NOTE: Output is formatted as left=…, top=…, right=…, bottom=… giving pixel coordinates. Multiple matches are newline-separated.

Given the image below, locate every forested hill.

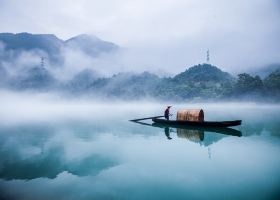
left=0, top=32, right=279, bottom=101
left=1, top=61, right=279, bottom=101
left=174, top=64, right=233, bottom=82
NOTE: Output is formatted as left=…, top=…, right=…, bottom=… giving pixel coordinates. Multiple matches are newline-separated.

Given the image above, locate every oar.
left=130, top=115, right=164, bottom=122
left=130, top=121, right=153, bottom=126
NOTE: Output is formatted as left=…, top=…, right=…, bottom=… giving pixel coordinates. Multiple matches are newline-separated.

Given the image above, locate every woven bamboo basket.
left=176, top=109, right=204, bottom=122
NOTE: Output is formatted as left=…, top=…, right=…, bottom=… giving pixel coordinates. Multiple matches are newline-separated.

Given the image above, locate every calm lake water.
left=0, top=96, right=280, bottom=200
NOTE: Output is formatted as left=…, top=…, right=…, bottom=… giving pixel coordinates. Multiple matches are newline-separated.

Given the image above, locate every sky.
left=0, top=0, right=280, bottom=75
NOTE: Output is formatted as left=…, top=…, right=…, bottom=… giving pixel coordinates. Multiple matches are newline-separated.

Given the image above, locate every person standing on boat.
left=164, top=106, right=172, bottom=120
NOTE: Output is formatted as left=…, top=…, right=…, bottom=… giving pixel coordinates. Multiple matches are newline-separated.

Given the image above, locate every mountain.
left=0, top=62, right=238, bottom=99
left=87, top=72, right=161, bottom=99
left=77, top=64, right=235, bottom=100
left=173, top=64, right=234, bottom=82
left=0, top=32, right=63, bottom=63
left=153, top=64, right=235, bottom=100
left=65, top=34, right=118, bottom=56
left=0, top=65, right=8, bottom=86
left=249, top=63, right=280, bottom=78
left=0, top=36, right=279, bottom=100
left=66, top=69, right=99, bottom=91
left=0, top=32, right=62, bottom=51
left=10, top=66, right=57, bottom=90
left=0, top=32, right=119, bottom=64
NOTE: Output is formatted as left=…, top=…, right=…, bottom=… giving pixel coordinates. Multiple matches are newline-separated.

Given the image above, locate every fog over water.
left=0, top=1, right=280, bottom=198
left=0, top=90, right=280, bottom=200
left=1, top=90, right=279, bottom=125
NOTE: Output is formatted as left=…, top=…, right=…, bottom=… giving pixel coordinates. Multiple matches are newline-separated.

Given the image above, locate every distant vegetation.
left=0, top=33, right=279, bottom=101
left=1, top=62, right=279, bottom=101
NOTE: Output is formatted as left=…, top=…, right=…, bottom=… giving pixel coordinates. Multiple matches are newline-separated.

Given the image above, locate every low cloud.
left=0, top=0, right=280, bottom=76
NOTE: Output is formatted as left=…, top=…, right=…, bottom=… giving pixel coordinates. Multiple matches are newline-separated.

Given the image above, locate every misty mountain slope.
left=153, top=64, right=235, bottom=100
left=86, top=65, right=234, bottom=100
left=154, top=81, right=233, bottom=100
left=0, top=32, right=119, bottom=66
left=263, top=69, right=280, bottom=98
left=249, top=63, right=280, bottom=78
left=0, top=32, right=63, bottom=63
left=65, top=69, right=99, bottom=91
left=0, top=65, right=8, bottom=86
left=65, top=34, right=119, bottom=56
left=0, top=50, right=279, bottom=101
left=0, top=33, right=63, bottom=51
left=88, top=72, right=161, bottom=99
left=10, top=66, right=57, bottom=90
left=173, top=64, right=234, bottom=83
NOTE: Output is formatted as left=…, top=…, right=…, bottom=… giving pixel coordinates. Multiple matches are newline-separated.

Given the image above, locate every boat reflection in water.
left=133, top=121, right=242, bottom=145
left=164, top=127, right=204, bottom=141
left=155, top=123, right=242, bottom=145
left=176, top=128, right=204, bottom=142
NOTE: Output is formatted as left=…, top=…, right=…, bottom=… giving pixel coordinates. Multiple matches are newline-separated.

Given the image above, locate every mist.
left=0, top=1, right=279, bottom=101
left=0, top=0, right=280, bottom=75
left=1, top=90, right=279, bottom=126
left=1, top=91, right=280, bottom=200
left=1, top=2, right=280, bottom=199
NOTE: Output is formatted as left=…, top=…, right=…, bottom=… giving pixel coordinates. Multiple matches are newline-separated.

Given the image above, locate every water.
left=0, top=96, right=280, bottom=200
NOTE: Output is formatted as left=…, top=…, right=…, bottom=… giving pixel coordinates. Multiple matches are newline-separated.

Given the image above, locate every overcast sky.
left=0, top=0, right=280, bottom=75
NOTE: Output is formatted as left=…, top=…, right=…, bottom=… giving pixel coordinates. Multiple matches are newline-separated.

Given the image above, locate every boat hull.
left=152, top=118, right=242, bottom=127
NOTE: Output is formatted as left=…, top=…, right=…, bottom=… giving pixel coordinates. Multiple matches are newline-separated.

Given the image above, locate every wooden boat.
left=131, top=119, right=242, bottom=137
left=152, top=118, right=242, bottom=128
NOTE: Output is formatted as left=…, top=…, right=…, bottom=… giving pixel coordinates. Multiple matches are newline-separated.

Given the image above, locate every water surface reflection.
left=0, top=103, right=279, bottom=200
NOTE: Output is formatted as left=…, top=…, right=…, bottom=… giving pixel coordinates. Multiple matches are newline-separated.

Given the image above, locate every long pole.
left=130, top=115, right=164, bottom=122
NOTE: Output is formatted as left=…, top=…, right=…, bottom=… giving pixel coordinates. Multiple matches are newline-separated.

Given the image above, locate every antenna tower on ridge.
left=206, top=49, right=210, bottom=63
left=41, top=57, right=45, bottom=68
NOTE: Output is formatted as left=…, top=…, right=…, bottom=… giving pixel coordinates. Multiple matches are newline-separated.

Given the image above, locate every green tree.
left=234, top=73, right=264, bottom=96
left=264, top=70, right=280, bottom=98
left=264, top=70, right=280, bottom=90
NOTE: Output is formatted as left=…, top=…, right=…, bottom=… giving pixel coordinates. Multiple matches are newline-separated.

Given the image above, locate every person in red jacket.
left=164, top=106, right=172, bottom=120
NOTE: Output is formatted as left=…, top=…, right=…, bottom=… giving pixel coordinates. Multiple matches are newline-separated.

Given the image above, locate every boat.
left=152, top=117, right=242, bottom=128
left=131, top=119, right=242, bottom=137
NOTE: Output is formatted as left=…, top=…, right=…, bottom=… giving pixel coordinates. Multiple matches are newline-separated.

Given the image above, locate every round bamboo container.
left=176, top=109, right=204, bottom=122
